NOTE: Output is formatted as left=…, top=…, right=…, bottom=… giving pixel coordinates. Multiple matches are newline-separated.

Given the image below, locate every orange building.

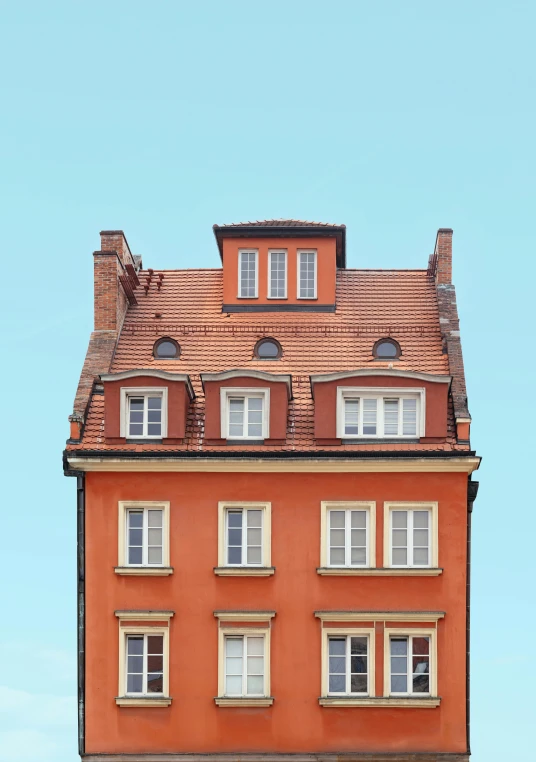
left=64, top=220, right=480, bottom=762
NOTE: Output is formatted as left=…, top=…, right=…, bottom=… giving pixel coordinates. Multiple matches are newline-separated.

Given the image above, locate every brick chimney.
left=434, top=228, right=453, bottom=285
left=69, top=231, right=138, bottom=442
left=93, top=231, right=135, bottom=331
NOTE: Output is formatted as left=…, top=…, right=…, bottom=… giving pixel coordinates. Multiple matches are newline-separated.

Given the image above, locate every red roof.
left=68, top=267, right=468, bottom=454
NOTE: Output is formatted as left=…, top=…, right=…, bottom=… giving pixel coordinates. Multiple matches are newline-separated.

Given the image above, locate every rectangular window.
left=298, top=250, right=317, bottom=298
left=126, top=507, right=164, bottom=566
left=328, top=635, right=369, bottom=695
left=128, top=394, right=163, bottom=438
left=268, top=250, right=287, bottom=298
left=239, top=250, right=258, bottom=298
left=390, top=508, right=431, bottom=567
left=224, top=390, right=268, bottom=440
left=224, top=635, right=265, bottom=696
left=339, top=389, right=422, bottom=439
left=328, top=508, right=368, bottom=567
left=389, top=635, right=430, bottom=695
left=125, top=634, right=164, bottom=695
left=226, top=507, right=263, bottom=566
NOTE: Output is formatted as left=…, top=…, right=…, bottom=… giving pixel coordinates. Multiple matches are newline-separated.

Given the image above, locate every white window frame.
left=320, top=502, right=376, bottom=569
left=218, top=627, right=271, bottom=699
left=297, top=249, right=317, bottom=299
left=120, top=387, right=168, bottom=439
left=336, top=387, right=425, bottom=439
left=238, top=249, right=259, bottom=299
left=384, top=502, right=438, bottom=569
left=220, top=387, right=270, bottom=440
left=117, top=501, right=170, bottom=570
left=118, top=626, right=170, bottom=699
left=267, top=249, right=287, bottom=299
left=218, top=502, right=272, bottom=569
left=384, top=628, right=437, bottom=698
left=321, top=628, right=375, bottom=698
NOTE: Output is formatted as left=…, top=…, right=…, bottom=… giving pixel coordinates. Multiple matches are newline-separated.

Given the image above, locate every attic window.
left=254, top=338, right=282, bottom=360
left=373, top=338, right=401, bottom=360
left=154, top=338, right=180, bottom=359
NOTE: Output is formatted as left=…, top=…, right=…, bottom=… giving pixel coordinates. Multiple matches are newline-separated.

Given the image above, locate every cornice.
left=100, top=370, right=195, bottom=399
left=310, top=369, right=452, bottom=386
left=200, top=369, right=292, bottom=397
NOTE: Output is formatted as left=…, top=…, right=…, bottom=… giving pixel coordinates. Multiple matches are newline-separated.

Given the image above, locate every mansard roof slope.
left=67, top=265, right=470, bottom=454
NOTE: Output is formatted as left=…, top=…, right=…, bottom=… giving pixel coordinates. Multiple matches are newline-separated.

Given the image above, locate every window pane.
left=391, top=675, right=407, bottom=692
left=384, top=399, right=399, bottom=435
left=148, top=410, right=161, bottom=423
left=391, top=657, right=407, bottom=673
left=225, top=675, right=242, bottom=694
left=127, top=673, right=143, bottom=693
left=147, top=673, right=163, bottom=693
left=129, top=399, right=144, bottom=411
left=147, top=423, right=161, bottom=436
left=247, top=528, right=262, bottom=546
left=247, top=423, right=263, bottom=438
left=226, top=638, right=243, bottom=657
left=413, top=548, right=429, bottom=565
left=228, top=511, right=242, bottom=527
left=240, top=252, right=257, bottom=297
left=344, top=399, right=359, bottom=435
left=269, top=253, right=286, bottom=298
left=413, top=673, right=430, bottom=693
left=228, top=547, right=242, bottom=564
left=351, top=655, right=367, bottom=673
left=247, top=546, right=262, bottom=564
left=329, top=657, right=346, bottom=673
left=127, top=635, right=143, bottom=655
left=129, top=423, right=143, bottom=436
left=329, top=675, right=345, bottom=692
left=328, top=638, right=345, bottom=655
left=228, top=529, right=242, bottom=546
left=392, top=511, right=407, bottom=528
left=391, top=638, right=408, bottom=656
left=351, top=548, right=367, bottom=565
left=225, top=657, right=243, bottom=675
left=127, top=655, right=143, bottom=673
left=128, top=511, right=143, bottom=528
left=351, top=674, right=367, bottom=693
left=392, top=529, right=407, bottom=547
left=248, top=398, right=263, bottom=411
left=413, top=511, right=429, bottom=528
left=147, top=654, right=163, bottom=672
left=247, top=510, right=262, bottom=527
left=299, top=252, right=316, bottom=298
left=148, top=510, right=162, bottom=528
left=247, top=657, right=264, bottom=673
left=329, top=511, right=345, bottom=528
left=413, top=637, right=430, bottom=655
left=247, top=637, right=264, bottom=656
left=247, top=675, right=264, bottom=694
left=351, top=637, right=367, bottom=654
left=351, top=511, right=366, bottom=528
left=392, top=548, right=407, bottom=565
left=129, top=528, right=143, bottom=546
left=362, top=399, right=377, bottom=435
left=128, top=546, right=142, bottom=564
left=330, top=529, right=345, bottom=546
left=351, top=529, right=366, bottom=547
left=148, top=528, right=162, bottom=546
left=330, top=548, right=345, bottom=565
left=376, top=341, right=397, bottom=358
left=147, top=636, right=163, bottom=654
left=148, top=546, right=162, bottom=564
left=402, top=398, right=417, bottom=436
left=148, top=397, right=161, bottom=410
left=413, top=529, right=429, bottom=546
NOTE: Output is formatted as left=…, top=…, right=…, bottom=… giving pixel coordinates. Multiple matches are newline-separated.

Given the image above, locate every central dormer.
left=213, top=219, right=346, bottom=312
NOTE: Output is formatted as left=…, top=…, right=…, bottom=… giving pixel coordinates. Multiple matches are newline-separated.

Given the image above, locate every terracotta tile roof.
left=214, top=219, right=345, bottom=228
left=68, top=268, right=469, bottom=454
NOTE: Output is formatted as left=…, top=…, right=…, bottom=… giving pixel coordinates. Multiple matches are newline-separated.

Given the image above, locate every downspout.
left=77, top=474, right=86, bottom=757
left=466, top=478, right=479, bottom=756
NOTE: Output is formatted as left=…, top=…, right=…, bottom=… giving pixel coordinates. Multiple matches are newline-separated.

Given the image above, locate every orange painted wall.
left=84, top=470, right=467, bottom=755
left=222, top=236, right=337, bottom=307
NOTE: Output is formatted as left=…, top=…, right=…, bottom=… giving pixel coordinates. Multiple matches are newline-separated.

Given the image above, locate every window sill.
left=215, top=696, right=274, bottom=707
left=114, top=566, right=174, bottom=576
left=341, top=438, right=420, bottom=444
left=225, top=439, right=265, bottom=445
left=116, top=696, right=172, bottom=707
left=214, top=566, right=275, bottom=577
left=126, top=438, right=164, bottom=444
left=316, top=567, right=443, bottom=577
left=319, top=697, right=440, bottom=708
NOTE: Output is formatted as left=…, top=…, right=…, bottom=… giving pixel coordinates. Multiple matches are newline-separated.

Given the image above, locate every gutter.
left=466, top=478, right=479, bottom=756
left=76, top=473, right=86, bottom=756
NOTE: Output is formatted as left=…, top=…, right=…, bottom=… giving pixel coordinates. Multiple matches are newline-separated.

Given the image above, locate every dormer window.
left=337, top=387, right=423, bottom=439
left=239, top=250, right=258, bottom=298
left=373, top=338, right=401, bottom=360
left=298, top=250, right=317, bottom=299
left=120, top=388, right=168, bottom=439
left=221, top=388, right=270, bottom=441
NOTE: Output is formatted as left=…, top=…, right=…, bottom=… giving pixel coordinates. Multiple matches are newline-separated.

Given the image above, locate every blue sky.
left=0, top=1, right=534, bottom=760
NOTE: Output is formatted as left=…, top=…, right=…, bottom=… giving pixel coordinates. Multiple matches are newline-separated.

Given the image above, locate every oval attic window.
left=255, top=338, right=282, bottom=360
left=154, top=338, right=180, bottom=359
left=373, top=338, right=400, bottom=360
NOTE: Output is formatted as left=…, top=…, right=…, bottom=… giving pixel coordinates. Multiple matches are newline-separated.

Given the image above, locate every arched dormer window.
left=372, top=338, right=401, bottom=360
